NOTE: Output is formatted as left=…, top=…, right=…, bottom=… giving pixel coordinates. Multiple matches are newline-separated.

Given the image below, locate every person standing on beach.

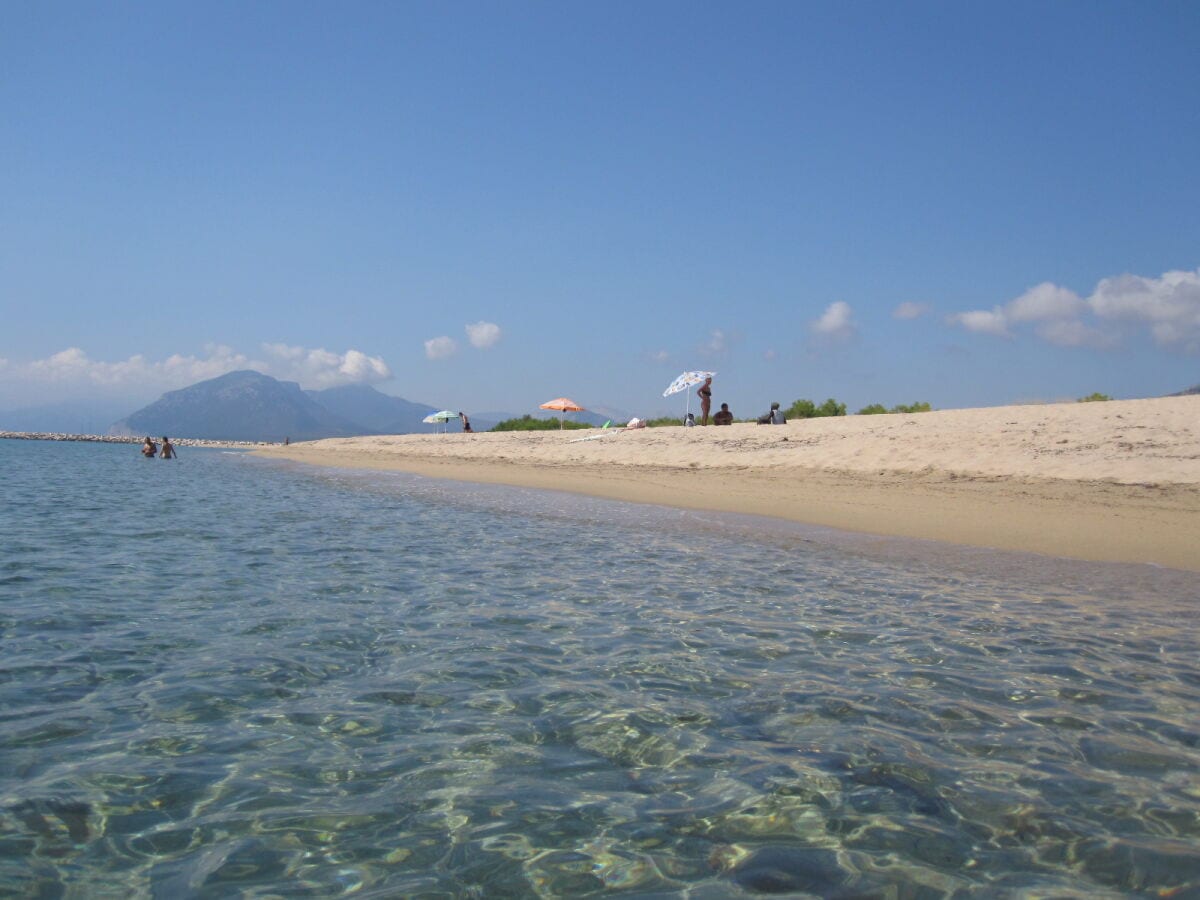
left=460, top=412, right=472, bottom=433
left=697, top=377, right=713, bottom=425
left=160, top=436, right=176, bottom=459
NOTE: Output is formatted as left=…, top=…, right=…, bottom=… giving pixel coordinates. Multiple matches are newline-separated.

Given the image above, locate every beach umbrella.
left=662, top=371, right=716, bottom=420
left=422, top=410, right=460, bottom=432
left=539, top=397, right=585, bottom=429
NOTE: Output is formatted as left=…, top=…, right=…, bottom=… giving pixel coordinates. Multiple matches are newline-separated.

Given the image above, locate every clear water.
left=2, top=439, right=1198, bottom=898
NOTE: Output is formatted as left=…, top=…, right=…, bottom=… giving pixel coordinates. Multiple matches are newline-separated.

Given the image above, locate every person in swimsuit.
left=697, top=377, right=713, bottom=425
left=460, top=412, right=472, bottom=433
left=141, top=437, right=158, bottom=457
left=159, top=436, right=176, bottom=459
left=713, top=403, right=734, bottom=425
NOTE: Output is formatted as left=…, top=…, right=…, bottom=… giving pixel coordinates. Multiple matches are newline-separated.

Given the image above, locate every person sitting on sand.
left=159, top=436, right=176, bottom=459
left=713, top=403, right=734, bottom=426
left=757, top=402, right=785, bottom=425
left=141, top=436, right=158, bottom=457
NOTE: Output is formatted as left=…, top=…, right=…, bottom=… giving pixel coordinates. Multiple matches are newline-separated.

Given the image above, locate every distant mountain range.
left=3, top=369, right=613, bottom=440
left=105, top=370, right=494, bottom=442
left=94, top=370, right=620, bottom=441
left=1168, top=384, right=1200, bottom=396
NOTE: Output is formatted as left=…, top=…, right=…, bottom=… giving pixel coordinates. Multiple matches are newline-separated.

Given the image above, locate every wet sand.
left=256, top=396, right=1200, bottom=571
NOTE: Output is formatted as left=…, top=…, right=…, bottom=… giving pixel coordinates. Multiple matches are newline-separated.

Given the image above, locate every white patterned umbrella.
left=663, top=371, right=715, bottom=421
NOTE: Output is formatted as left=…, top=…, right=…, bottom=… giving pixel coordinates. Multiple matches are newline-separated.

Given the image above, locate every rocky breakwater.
left=0, top=431, right=275, bottom=448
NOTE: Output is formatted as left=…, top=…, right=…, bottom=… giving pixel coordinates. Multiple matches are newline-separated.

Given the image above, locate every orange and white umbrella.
left=539, top=397, right=585, bottom=428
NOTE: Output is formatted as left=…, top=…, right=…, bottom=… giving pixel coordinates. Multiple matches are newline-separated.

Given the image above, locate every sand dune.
left=257, top=396, right=1200, bottom=571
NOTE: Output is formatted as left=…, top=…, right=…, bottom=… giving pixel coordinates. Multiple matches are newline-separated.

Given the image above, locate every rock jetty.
left=0, top=431, right=275, bottom=448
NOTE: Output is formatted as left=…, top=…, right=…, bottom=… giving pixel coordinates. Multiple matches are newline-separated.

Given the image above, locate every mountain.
left=307, top=384, right=438, bottom=434
left=1168, top=384, right=1200, bottom=396
left=109, top=370, right=365, bottom=442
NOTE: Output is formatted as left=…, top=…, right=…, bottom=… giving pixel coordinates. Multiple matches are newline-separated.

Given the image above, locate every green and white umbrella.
left=422, top=410, right=460, bottom=432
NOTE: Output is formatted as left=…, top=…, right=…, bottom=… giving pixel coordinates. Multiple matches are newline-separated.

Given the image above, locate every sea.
left=2, top=438, right=1198, bottom=899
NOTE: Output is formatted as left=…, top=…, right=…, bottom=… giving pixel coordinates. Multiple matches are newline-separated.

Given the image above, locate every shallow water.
left=2, top=439, right=1198, bottom=898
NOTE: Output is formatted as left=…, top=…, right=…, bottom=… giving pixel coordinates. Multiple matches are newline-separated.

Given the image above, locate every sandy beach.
left=256, top=396, right=1200, bottom=571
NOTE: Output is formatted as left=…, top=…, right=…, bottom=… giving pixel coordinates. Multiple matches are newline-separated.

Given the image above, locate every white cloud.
left=424, top=336, right=458, bottom=360
left=1006, top=282, right=1086, bottom=323
left=893, top=302, right=931, bottom=320
left=1088, top=269, right=1200, bottom=350
left=465, top=321, right=502, bottom=349
left=22, top=345, right=255, bottom=385
left=261, top=343, right=391, bottom=387
left=947, top=309, right=1011, bottom=337
left=763, top=348, right=777, bottom=361
left=949, top=268, right=1200, bottom=351
left=3, top=343, right=392, bottom=392
left=811, top=301, right=857, bottom=340
left=706, top=329, right=728, bottom=353
left=949, top=282, right=1083, bottom=340
left=650, top=349, right=671, bottom=363
left=1034, top=319, right=1116, bottom=349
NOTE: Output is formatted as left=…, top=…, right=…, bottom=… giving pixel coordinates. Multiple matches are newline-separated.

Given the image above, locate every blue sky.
left=2, top=1, right=1198, bottom=420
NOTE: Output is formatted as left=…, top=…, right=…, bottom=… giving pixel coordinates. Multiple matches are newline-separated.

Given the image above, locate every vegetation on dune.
left=491, top=415, right=592, bottom=432
left=1078, top=392, right=1113, bottom=403
left=785, top=398, right=847, bottom=419
left=858, top=401, right=933, bottom=415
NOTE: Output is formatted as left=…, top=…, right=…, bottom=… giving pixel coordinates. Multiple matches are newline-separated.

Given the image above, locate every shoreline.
left=255, top=397, right=1200, bottom=573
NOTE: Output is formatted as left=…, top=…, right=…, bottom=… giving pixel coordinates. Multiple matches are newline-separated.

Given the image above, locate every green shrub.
left=785, top=399, right=816, bottom=419
left=858, top=401, right=932, bottom=415
left=785, top=398, right=847, bottom=419
left=1077, top=392, right=1112, bottom=403
left=491, top=415, right=592, bottom=432
left=817, top=398, right=847, bottom=417
left=644, top=416, right=685, bottom=427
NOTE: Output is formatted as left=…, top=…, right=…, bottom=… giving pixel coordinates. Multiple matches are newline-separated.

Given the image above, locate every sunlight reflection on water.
left=1, top=440, right=1198, bottom=897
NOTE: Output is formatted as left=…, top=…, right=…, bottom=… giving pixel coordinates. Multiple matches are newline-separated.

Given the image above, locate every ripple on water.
left=0, top=441, right=1198, bottom=897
